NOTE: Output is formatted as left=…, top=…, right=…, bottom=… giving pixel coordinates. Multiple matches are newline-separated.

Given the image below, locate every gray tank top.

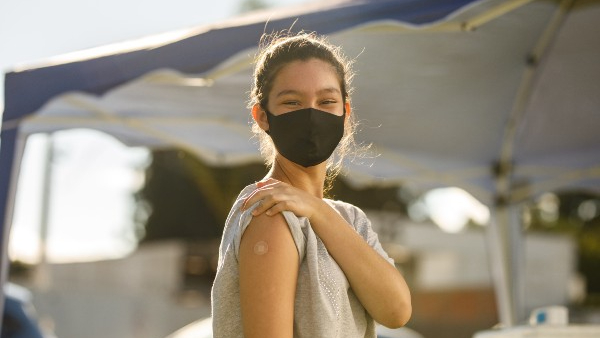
left=211, top=183, right=394, bottom=337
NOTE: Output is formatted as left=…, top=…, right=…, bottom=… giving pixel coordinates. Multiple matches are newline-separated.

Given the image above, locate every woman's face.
left=266, top=58, right=345, bottom=117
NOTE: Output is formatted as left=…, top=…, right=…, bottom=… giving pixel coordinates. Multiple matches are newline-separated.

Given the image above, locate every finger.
left=265, top=200, right=292, bottom=216
left=252, top=192, right=286, bottom=216
left=252, top=197, right=275, bottom=216
left=244, top=186, right=273, bottom=209
left=244, top=181, right=282, bottom=209
left=256, top=178, right=279, bottom=189
left=256, top=180, right=271, bottom=189
left=244, top=179, right=285, bottom=211
left=256, top=181, right=268, bottom=189
left=257, top=180, right=280, bottom=191
left=242, top=189, right=260, bottom=210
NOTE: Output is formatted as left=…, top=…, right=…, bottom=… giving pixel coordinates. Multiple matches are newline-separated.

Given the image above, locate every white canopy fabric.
left=17, top=0, right=600, bottom=204
left=2, top=0, right=600, bottom=328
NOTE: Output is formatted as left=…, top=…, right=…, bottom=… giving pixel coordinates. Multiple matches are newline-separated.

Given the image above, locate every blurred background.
left=1, top=1, right=600, bottom=338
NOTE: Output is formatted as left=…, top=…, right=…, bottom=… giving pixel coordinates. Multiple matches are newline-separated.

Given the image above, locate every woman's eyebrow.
left=275, top=87, right=341, bottom=98
left=317, top=87, right=341, bottom=95
left=275, top=89, right=301, bottom=98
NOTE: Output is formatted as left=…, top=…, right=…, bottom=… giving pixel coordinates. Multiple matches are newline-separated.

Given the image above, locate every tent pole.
left=485, top=0, right=574, bottom=329
left=507, top=203, right=526, bottom=323
left=487, top=198, right=527, bottom=327
left=35, top=133, right=54, bottom=290
left=487, top=1, right=575, bottom=324
left=486, top=206, right=515, bottom=327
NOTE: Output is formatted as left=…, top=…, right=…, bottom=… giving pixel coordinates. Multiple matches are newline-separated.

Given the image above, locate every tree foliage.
left=134, top=149, right=409, bottom=242
left=135, top=149, right=267, bottom=242
left=526, top=190, right=600, bottom=305
left=238, top=0, right=270, bottom=14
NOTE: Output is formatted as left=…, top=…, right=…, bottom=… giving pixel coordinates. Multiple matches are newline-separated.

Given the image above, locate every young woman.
left=211, top=32, right=411, bottom=338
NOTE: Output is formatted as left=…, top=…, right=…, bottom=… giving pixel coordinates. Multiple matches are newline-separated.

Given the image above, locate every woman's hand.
left=244, top=179, right=412, bottom=328
left=243, top=178, right=323, bottom=220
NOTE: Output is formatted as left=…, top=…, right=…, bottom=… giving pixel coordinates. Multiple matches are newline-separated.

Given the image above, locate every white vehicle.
left=165, top=316, right=424, bottom=338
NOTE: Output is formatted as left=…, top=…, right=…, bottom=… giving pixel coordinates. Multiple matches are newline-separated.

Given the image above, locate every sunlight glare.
left=423, top=187, right=490, bottom=233
left=9, top=129, right=150, bottom=263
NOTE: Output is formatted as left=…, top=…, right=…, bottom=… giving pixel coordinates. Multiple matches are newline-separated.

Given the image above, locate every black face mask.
left=265, top=107, right=345, bottom=167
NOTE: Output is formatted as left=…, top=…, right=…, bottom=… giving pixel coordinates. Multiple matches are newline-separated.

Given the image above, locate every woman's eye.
left=321, top=100, right=337, bottom=105
left=283, top=101, right=300, bottom=106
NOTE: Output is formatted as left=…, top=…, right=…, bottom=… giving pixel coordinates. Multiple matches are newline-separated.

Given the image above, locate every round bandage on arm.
left=253, top=241, right=269, bottom=255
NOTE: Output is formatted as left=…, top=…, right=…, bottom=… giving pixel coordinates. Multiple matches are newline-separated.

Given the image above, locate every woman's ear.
left=344, top=101, right=352, bottom=117
left=252, top=104, right=269, bottom=131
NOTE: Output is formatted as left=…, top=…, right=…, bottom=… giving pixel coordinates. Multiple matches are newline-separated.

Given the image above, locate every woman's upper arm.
left=239, top=212, right=299, bottom=338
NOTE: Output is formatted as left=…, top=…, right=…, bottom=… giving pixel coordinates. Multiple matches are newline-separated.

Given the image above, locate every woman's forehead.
left=270, top=59, right=341, bottom=94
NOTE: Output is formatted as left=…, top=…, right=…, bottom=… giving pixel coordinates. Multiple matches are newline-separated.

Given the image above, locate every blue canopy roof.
left=2, top=0, right=474, bottom=123
left=1, top=0, right=477, bottom=236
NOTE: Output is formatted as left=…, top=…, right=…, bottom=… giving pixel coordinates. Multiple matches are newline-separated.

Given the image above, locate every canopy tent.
left=2, top=0, right=600, bottom=329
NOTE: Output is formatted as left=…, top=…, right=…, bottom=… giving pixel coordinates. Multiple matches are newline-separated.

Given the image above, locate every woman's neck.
left=269, top=157, right=326, bottom=198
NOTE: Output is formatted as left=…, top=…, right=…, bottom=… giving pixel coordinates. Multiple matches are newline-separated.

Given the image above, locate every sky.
left=1, top=0, right=490, bottom=263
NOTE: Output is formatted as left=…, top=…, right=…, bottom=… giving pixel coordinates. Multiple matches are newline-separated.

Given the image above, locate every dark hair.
left=250, top=32, right=361, bottom=191
left=250, top=32, right=353, bottom=108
